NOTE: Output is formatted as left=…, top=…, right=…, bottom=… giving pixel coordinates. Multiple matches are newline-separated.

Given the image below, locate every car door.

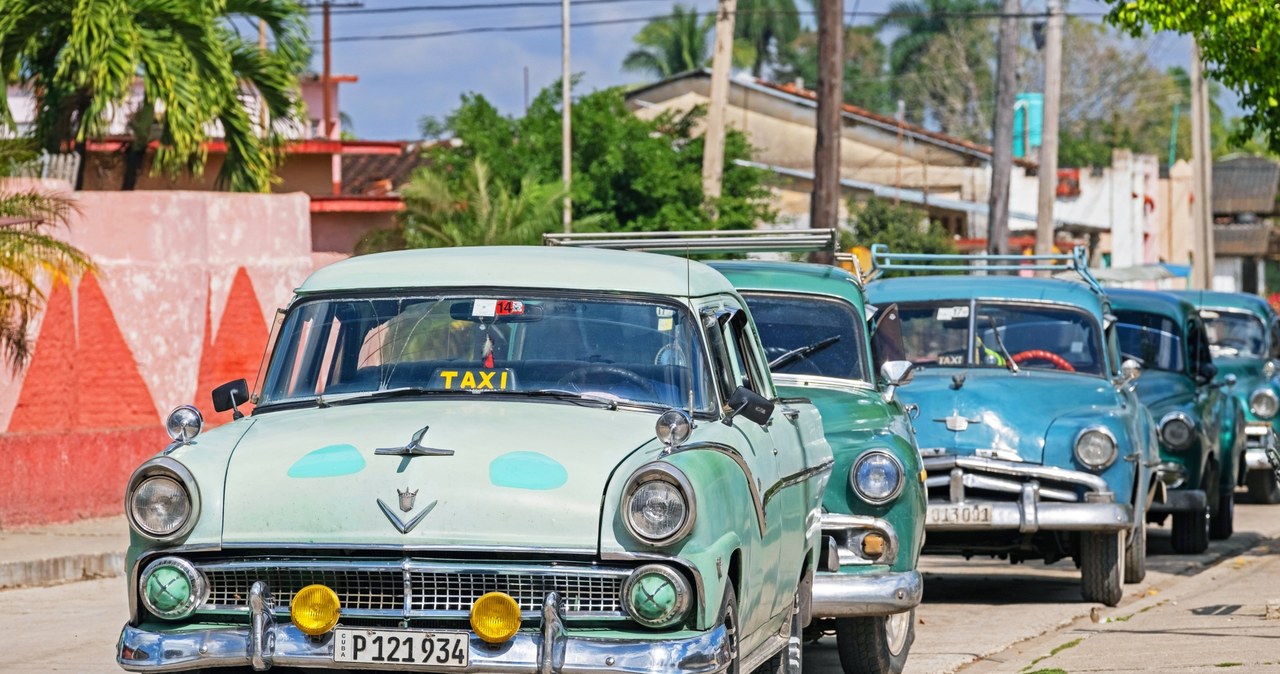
left=1187, top=317, right=1222, bottom=474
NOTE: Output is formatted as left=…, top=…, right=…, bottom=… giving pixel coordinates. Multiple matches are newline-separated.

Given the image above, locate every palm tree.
left=735, top=0, right=801, bottom=77
left=0, top=146, right=94, bottom=371
left=0, top=0, right=310, bottom=193
left=622, top=5, right=713, bottom=79
left=877, top=0, right=997, bottom=76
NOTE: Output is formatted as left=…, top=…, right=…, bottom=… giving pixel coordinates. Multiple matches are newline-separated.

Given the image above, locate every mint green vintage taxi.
left=116, top=246, right=834, bottom=673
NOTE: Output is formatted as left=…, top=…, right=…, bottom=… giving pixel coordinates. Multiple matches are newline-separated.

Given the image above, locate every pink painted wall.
left=0, top=183, right=315, bottom=527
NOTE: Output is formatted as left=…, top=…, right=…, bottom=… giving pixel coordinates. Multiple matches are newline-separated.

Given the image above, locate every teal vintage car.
left=1173, top=289, right=1280, bottom=503
left=1109, top=289, right=1245, bottom=552
left=713, top=261, right=926, bottom=674
left=116, top=246, right=834, bottom=674
left=865, top=246, right=1158, bottom=607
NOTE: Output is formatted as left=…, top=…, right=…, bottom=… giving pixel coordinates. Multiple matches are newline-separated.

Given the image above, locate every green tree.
left=622, top=5, right=713, bottom=79
left=844, top=197, right=956, bottom=255
left=735, top=0, right=801, bottom=77
left=0, top=0, right=310, bottom=192
left=423, top=83, right=774, bottom=233
left=0, top=143, right=94, bottom=371
left=775, top=25, right=894, bottom=114
left=878, top=0, right=997, bottom=77
left=1105, top=0, right=1280, bottom=153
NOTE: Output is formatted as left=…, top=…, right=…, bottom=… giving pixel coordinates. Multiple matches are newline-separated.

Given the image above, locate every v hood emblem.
left=377, top=497, right=437, bottom=534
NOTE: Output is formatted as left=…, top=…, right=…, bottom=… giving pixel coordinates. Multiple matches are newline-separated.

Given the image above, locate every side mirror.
left=1120, top=358, right=1143, bottom=387
left=722, top=386, right=775, bottom=427
left=1222, top=373, right=1238, bottom=390
left=212, top=379, right=250, bottom=420
left=880, top=360, right=915, bottom=403
left=1195, top=361, right=1218, bottom=386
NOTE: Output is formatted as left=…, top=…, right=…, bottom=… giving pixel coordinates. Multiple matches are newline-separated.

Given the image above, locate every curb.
left=0, top=552, right=126, bottom=591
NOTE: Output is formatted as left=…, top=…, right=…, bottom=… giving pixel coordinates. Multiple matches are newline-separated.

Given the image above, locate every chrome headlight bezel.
left=1159, top=411, right=1196, bottom=451
left=1250, top=388, right=1279, bottom=420
left=849, top=450, right=905, bottom=505
left=126, top=457, right=200, bottom=542
left=620, top=564, right=692, bottom=628
left=622, top=463, right=696, bottom=547
left=139, top=556, right=207, bottom=620
left=1073, top=426, right=1118, bottom=471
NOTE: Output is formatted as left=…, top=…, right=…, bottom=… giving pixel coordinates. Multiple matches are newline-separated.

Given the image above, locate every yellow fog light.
left=470, top=592, right=522, bottom=644
left=862, top=533, right=887, bottom=559
left=291, top=584, right=341, bottom=636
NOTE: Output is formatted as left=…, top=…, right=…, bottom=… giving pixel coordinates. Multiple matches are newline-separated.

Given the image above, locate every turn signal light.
left=862, top=533, right=887, bottom=559
left=470, top=592, right=521, bottom=644
left=291, top=584, right=341, bottom=636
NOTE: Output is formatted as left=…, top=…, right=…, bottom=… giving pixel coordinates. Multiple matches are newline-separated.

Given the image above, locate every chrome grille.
left=195, top=559, right=629, bottom=620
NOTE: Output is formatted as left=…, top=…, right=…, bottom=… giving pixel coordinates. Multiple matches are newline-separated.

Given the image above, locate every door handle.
left=782, top=408, right=800, bottom=421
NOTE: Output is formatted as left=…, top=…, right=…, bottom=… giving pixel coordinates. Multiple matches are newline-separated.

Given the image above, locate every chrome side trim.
left=762, top=459, right=836, bottom=508
left=670, top=441, right=767, bottom=537
left=811, top=570, right=923, bottom=618
left=771, top=373, right=876, bottom=394
left=922, top=455, right=1110, bottom=493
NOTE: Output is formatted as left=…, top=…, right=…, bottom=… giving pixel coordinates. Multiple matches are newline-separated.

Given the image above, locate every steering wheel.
left=1011, top=350, right=1076, bottom=372
left=557, top=365, right=658, bottom=397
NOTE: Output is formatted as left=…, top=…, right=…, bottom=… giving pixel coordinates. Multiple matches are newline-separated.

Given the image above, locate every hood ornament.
left=935, top=414, right=981, bottom=432
left=377, top=488, right=437, bottom=534
left=376, top=425, right=455, bottom=458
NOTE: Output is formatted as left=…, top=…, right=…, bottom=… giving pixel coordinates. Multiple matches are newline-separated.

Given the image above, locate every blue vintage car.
left=865, top=246, right=1158, bottom=607
left=1173, top=290, right=1280, bottom=503
left=714, top=260, right=926, bottom=674
left=1108, top=289, right=1244, bottom=552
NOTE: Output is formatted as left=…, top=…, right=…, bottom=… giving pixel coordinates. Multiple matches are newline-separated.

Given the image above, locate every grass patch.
left=1050, top=639, right=1083, bottom=656
left=1215, top=664, right=1243, bottom=668
left=1021, top=639, right=1083, bottom=672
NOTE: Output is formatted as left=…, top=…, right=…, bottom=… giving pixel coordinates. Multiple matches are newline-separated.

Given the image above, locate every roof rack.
left=869, top=243, right=1103, bottom=294
left=543, top=228, right=841, bottom=255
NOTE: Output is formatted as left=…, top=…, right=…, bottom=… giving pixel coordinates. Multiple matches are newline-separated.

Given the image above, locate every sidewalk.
left=964, top=537, right=1280, bottom=673
left=0, top=516, right=129, bottom=590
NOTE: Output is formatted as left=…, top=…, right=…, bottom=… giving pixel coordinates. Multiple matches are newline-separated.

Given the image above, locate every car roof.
left=709, top=260, right=867, bottom=308
left=1168, top=289, right=1275, bottom=318
left=296, top=246, right=737, bottom=297
left=866, top=275, right=1106, bottom=315
left=1106, top=288, right=1198, bottom=322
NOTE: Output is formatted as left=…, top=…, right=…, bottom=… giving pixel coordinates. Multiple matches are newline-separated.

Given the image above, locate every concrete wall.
left=0, top=185, right=314, bottom=527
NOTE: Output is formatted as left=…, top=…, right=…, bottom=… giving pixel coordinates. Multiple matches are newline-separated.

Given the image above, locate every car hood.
left=219, top=399, right=660, bottom=550
left=896, top=369, right=1118, bottom=464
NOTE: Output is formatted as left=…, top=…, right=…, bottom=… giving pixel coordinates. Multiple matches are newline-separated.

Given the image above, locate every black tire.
left=760, top=592, right=803, bottom=674
left=1246, top=469, right=1280, bottom=504
left=1124, top=517, right=1146, bottom=584
left=1080, top=531, right=1123, bottom=606
left=1209, top=482, right=1234, bottom=540
left=719, top=583, right=740, bottom=674
left=835, top=609, right=915, bottom=674
left=1171, top=504, right=1210, bottom=554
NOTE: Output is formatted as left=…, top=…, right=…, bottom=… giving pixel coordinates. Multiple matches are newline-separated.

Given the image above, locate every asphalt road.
left=1, top=499, right=1277, bottom=674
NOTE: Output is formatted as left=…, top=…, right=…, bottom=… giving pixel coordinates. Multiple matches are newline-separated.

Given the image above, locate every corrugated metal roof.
left=1213, top=156, right=1279, bottom=215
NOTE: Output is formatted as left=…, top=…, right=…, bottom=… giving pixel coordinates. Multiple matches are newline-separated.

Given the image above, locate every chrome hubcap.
left=885, top=611, right=911, bottom=655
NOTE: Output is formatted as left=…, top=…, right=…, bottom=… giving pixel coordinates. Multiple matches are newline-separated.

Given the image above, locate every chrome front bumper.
left=1245, top=423, right=1277, bottom=471
left=923, top=455, right=1131, bottom=534
left=118, top=585, right=730, bottom=673
left=811, top=570, right=922, bottom=618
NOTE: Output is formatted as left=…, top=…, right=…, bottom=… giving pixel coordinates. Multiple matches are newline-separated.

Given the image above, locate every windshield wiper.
left=317, top=386, right=440, bottom=407
left=476, top=389, right=619, bottom=410
left=984, top=316, right=1019, bottom=374
left=770, top=335, right=841, bottom=370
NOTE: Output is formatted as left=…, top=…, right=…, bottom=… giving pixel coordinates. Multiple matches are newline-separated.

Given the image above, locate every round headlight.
left=850, top=451, right=904, bottom=504
left=623, top=464, right=694, bottom=546
left=165, top=405, right=203, bottom=443
left=139, top=556, right=205, bottom=620
left=1074, top=427, right=1118, bottom=470
left=1159, top=412, right=1196, bottom=451
left=621, top=564, right=692, bottom=628
left=130, top=476, right=191, bottom=537
left=1250, top=388, right=1279, bottom=420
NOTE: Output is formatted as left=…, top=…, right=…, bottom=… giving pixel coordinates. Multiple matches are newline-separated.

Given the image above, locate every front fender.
left=1043, top=408, right=1138, bottom=498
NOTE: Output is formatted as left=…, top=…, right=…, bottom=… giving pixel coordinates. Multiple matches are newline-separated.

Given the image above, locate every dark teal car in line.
left=714, top=260, right=926, bottom=674
left=865, top=246, right=1158, bottom=608
left=1173, top=290, right=1280, bottom=503
left=1109, top=289, right=1245, bottom=552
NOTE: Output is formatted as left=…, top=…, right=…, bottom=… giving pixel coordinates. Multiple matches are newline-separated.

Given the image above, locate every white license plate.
left=927, top=504, right=993, bottom=525
left=333, top=628, right=469, bottom=667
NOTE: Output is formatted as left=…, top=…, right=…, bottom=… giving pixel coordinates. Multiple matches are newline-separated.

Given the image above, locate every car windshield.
left=1201, top=310, right=1266, bottom=359
left=897, top=300, right=1104, bottom=375
left=258, top=293, right=715, bottom=413
left=1115, top=311, right=1185, bottom=373
left=738, top=292, right=870, bottom=382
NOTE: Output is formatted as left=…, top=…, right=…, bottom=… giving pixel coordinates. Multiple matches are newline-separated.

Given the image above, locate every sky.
left=302, top=0, right=1213, bottom=142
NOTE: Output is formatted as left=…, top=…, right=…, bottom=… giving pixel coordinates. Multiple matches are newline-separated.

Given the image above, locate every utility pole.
left=895, top=99, right=904, bottom=205
left=1190, top=41, right=1215, bottom=289
left=702, top=0, right=737, bottom=208
left=1034, top=0, right=1063, bottom=257
left=303, top=1, right=362, bottom=139
left=561, top=0, right=572, bottom=232
left=987, top=0, right=1020, bottom=255
left=811, top=0, right=844, bottom=231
